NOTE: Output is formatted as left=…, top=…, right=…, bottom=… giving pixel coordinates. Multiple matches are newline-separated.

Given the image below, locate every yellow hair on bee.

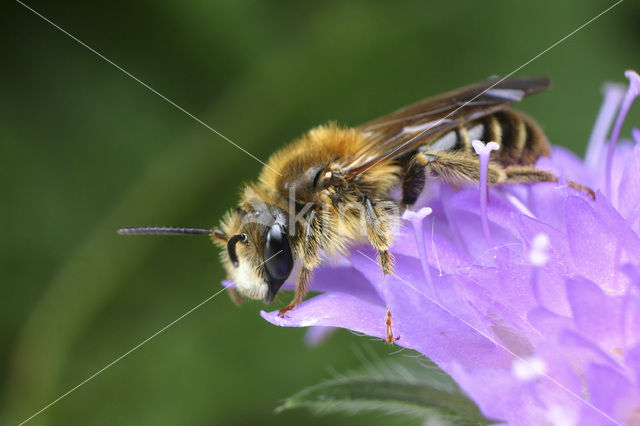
left=259, top=124, right=367, bottom=191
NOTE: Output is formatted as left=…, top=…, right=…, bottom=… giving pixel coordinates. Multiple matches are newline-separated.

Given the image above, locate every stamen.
left=547, top=405, right=578, bottom=426
left=585, top=83, right=625, bottom=167
left=402, top=207, right=439, bottom=300
left=612, top=243, right=623, bottom=295
left=512, top=357, right=547, bottom=382
left=504, top=191, right=536, bottom=218
left=529, top=233, right=550, bottom=304
left=605, top=70, right=640, bottom=198
left=441, top=187, right=469, bottom=256
left=620, top=266, right=634, bottom=351
left=431, top=215, right=443, bottom=277
left=472, top=140, right=500, bottom=247
left=529, top=233, right=550, bottom=267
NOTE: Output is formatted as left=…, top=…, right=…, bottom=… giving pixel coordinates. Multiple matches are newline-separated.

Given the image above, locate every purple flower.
left=260, top=72, right=640, bottom=425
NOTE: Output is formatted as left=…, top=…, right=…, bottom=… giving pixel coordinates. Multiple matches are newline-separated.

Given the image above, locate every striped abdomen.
left=420, top=108, right=551, bottom=166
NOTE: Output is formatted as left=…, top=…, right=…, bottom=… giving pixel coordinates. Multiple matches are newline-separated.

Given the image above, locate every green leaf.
left=277, top=357, right=497, bottom=425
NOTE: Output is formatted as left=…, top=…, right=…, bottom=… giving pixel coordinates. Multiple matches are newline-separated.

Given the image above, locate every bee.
left=119, top=77, right=592, bottom=316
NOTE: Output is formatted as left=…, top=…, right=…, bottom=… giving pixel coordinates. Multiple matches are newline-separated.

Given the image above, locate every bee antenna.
left=227, top=233, right=247, bottom=267
left=118, top=227, right=212, bottom=236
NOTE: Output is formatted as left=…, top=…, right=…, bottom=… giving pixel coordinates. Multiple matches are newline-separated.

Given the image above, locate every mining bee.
left=119, top=77, right=592, bottom=316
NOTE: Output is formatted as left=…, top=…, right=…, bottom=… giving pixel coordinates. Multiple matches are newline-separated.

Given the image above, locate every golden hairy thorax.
left=258, top=123, right=401, bottom=207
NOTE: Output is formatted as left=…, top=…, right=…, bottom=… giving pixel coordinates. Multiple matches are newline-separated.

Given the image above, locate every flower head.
left=259, top=72, right=640, bottom=425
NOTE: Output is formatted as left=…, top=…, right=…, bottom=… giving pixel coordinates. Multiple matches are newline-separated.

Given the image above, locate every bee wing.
left=341, top=76, right=551, bottom=178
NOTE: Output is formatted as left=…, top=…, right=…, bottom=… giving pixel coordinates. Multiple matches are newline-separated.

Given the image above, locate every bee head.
left=215, top=206, right=295, bottom=303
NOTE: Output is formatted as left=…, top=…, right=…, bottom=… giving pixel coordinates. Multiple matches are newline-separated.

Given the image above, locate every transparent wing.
left=339, top=76, right=551, bottom=178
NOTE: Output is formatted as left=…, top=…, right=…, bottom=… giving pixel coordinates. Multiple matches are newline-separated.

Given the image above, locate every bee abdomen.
left=470, top=109, right=550, bottom=166
left=417, top=109, right=550, bottom=166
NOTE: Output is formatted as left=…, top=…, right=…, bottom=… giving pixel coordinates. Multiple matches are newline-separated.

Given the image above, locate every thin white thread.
left=17, top=286, right=228, bottom=426
left=18, top=251, right=282, bottom=425
left=15, top=0, right=282, bottom=177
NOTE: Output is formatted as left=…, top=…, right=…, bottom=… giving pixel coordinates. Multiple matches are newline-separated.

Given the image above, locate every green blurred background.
left=2, top=1, right=639, bottom=425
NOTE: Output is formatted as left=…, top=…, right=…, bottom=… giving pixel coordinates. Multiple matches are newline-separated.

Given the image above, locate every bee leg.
left=504, top=166, right=595, bottom=199
left=227, top=287, right=245, bottom=306
left=413, top=152, right=595, bottom=199
left=411, top=151, right=506, bottom=186
left=278, top=208, right=321, bottom=317
left=363, top=196, right=396, bottom=275
left=278, top=267, right=312, bottom=317
left=402, top=158, right=426, bottom=205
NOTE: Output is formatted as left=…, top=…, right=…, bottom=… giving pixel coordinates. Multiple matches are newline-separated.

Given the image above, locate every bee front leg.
left=278, top=208, right=319, bottom=317
left=363, top=196, right=397, bottom=275
left=227, top=287, right=245, bottom=306
left=278, top=267, right=312, bottom=317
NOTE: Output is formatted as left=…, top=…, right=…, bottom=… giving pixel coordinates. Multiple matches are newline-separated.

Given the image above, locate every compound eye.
left=264, top=224, right=294, bottom=281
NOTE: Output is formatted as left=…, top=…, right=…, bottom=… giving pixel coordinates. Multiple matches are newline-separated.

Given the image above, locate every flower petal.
left=618, top=145, right=640, bottom=221
left=303, top=326, right=337, bottom=346
left=517, top=215, right=574, bottom=314
left=566, top=277, right=625, bottom=355
left=565, top=196, right=622, bottom=294
left=279, top=263, right=385, bottom=305
left=582, top=363, right=640, bottom=424
left=261, top=293, right=387, bottom=339
left=626, top=342, right=640, bottom=385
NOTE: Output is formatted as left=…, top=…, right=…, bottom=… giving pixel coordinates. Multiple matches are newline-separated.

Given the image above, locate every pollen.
left=612, top=347, right=623, bottom=358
